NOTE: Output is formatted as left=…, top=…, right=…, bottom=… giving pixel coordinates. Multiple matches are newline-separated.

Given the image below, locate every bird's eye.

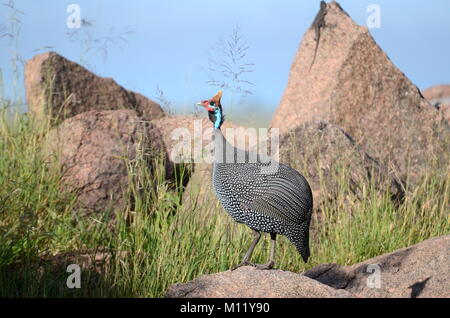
left=209, top=101, right=215, bottom=106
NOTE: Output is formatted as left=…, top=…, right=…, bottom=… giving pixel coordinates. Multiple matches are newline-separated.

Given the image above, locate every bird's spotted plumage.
left=212, top=129, right=313, bottom=262
left=198, top=91, right=313, bottom=268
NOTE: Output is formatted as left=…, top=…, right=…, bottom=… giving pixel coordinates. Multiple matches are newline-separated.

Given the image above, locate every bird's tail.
left=286, top=220, right=311, bottom=263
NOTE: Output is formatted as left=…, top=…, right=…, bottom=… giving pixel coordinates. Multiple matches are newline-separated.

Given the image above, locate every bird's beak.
left=196, top=100, right=214, bottom=111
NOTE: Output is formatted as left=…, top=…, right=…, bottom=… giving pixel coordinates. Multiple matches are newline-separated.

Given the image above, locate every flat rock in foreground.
left=167, top=236, right=448, bottom=298
left=166, top=266, right=352, bottom=298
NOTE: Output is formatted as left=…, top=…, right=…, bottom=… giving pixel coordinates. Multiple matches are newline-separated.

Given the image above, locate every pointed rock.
left=271, top=1, right=448, bottom=182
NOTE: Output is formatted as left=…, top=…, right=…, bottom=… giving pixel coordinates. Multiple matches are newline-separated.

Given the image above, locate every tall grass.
left=0, top=104, right=448, bottom=297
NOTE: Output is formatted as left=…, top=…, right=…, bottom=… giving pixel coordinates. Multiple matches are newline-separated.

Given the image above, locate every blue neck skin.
left=214, top=107, right=222, bottom=129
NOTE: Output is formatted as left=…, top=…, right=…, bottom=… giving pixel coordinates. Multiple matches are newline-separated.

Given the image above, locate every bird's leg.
left=231, top=229, right=261, bottom=270
left=255, top=233, right=276, bottom=270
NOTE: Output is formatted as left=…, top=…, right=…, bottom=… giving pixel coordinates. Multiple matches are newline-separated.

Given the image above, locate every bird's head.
left=197, top=90, right=224, bottom=129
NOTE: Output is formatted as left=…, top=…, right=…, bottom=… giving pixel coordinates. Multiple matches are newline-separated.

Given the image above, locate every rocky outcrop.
left=304, top=235, right=450, bottom=298
left=166, top=266, right=352, bottom=298
left=423, top=84, right=450, bottom=103
left=166, top=236, right=449, bottom=298
left=25, top=51, right=165, bottom=123
left=422, top=84, right=450, bottom=124
left=278, top=121, right=404, bottom=208
left=270, top=1, right=448, bottom=182
left=45, top=109, right=163, bottom=215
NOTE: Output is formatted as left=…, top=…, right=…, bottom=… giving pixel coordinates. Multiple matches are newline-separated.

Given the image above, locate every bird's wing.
left=241, top=165, right=312, bottom=225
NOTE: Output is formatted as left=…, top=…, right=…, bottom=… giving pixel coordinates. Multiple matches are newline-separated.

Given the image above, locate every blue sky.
left=1, top=0, right=449, bottom=125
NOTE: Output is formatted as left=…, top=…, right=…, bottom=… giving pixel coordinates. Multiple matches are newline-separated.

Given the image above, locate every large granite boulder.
left=45, top=109, right=163, bottom=215
left=25, top=51, right=165, bottom=123
left=270, top=1, right=448, bottom=183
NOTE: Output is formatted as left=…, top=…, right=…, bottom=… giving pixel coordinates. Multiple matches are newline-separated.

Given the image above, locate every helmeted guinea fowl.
left=197, top=91, right=313, bottom=270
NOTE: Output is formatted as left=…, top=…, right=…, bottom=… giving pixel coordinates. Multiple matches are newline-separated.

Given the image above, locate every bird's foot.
left=231, top=260, right=255, bottom=271
left=254, top=261, right=275, bottom=270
